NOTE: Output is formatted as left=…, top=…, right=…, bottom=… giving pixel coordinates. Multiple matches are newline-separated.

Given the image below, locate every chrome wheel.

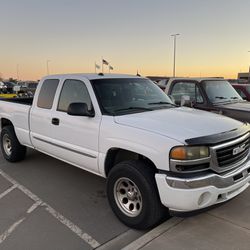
left=114, top=177, right=143, bottom=217
left=3, top=134, right=12, bottom=156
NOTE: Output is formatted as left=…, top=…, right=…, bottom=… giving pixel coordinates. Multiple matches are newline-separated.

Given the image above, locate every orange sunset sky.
left=1, top=0, right=250, bottom=80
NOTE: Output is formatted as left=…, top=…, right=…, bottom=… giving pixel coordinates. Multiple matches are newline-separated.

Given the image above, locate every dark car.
left=232, top=84, right=250, bottom=101
left=3, top=82, right=16, bottom=93
left=15, top=81, right=38, bottom=96
left=156, top=78, right=170, bottom=91
left=165, top=78, right=250, bottom=123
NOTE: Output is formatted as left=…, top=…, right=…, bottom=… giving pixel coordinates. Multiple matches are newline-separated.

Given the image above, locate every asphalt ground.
left=2, top=148, right=250, bottom=250
left=124, top=184, right=250, bottom=250
left=0, top=149, right=146, bottom=250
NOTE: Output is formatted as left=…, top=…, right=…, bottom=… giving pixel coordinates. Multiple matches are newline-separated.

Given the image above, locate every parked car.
left=232, top=84, right=250, bottom=101
left=165, top=78, right=250, bottom=123
left=0, top=74, right=250, bottom=229
left=0, top=81, right=7, bottom=93
left=3, top=82, right=17, bottom=93
left=156, top=78, right=170, bottom=91
left=14, top=81, right=38, bottom=96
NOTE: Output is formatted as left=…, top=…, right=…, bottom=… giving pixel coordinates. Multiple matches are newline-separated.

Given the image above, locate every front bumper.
left=155, top=160, right=250, bottom=212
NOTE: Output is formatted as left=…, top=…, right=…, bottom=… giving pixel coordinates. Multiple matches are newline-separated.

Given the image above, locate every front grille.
left=216, top=136, right=250, bottom=168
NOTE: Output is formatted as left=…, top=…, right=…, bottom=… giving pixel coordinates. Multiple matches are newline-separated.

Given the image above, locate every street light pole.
left=16, top=64, right=19, bottom=81
left=248, top=51, right=250, bottom=83
left=46, top=60, right=51, bottom=75
left=171, top=33, right=180, bottom=77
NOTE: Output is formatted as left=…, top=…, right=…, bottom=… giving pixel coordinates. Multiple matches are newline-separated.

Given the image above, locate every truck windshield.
left=91, top=78, right=175, bottom=115
left=202, top=80, right=242, bottom=104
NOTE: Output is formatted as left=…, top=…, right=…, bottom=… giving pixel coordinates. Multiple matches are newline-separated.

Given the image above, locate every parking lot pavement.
left=0, top=149, right=145, bottom=250
left=124, top=188, right=250, bottom=250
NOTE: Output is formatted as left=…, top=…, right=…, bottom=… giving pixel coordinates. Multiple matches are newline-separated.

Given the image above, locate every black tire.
left=1, top=126, right=26, bottom=162
left=107, top=160, right=170, bottom=229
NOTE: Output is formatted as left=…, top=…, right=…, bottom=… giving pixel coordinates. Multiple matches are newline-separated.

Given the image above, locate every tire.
left=107, top=160, right=170, bottom=229
left=1, top=126, right=26, bottom=162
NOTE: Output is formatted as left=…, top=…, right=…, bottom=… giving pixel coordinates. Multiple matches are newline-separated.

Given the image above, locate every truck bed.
left=0, top=97, right=33, bottom=105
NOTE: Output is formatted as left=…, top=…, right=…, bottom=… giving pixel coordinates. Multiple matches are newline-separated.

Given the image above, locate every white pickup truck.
left=0, top=74, right=250, bottom=229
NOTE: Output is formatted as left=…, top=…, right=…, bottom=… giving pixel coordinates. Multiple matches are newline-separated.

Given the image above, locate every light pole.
left=171, top=33, right=180, bottom=77
left=46, top=60, right=51, bottom=75
left=16, top=64, right=19, bottom=81
left=248, top=51, right=250, bottom=83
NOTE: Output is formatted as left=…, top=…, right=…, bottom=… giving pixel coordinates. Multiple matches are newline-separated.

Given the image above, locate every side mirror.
left=180, top=95, right=193, bottom=107
left=67, top=103, right=95, bottom=117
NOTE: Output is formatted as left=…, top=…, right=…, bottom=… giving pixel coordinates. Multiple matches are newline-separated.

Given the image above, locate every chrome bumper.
left=166, top=161, right=250, bottom=189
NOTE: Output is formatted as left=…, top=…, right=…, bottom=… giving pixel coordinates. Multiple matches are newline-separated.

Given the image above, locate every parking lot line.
left=0, top=218, right=25, bottom=244
left=0, top=169, right=100, bottom=249
left=0, top=184, right=17, bottom=200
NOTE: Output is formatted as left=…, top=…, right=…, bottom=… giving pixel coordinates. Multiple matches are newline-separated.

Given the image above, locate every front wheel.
left=107, top=160, right=169, bottom=229
left=1, top=126, right=26, bottom=162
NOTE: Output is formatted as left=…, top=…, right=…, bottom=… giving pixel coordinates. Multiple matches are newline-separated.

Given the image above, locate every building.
left=238, top=72, right=250, bottom=82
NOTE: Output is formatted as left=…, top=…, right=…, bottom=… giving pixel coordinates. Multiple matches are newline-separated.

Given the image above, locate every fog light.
left=198, top=192, right=212, bottom=207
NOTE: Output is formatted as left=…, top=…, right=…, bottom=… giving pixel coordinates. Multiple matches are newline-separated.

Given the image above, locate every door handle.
left=52, top=118, right=60, bottom=126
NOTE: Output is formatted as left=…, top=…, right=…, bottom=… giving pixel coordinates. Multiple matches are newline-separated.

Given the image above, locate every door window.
left=171, top=81, right=203, bottom=104
left=37, top=79, right=59, bottom=109
left=235, top=88, right=247, bottom=99
left=57, top=79, right=92, bottom=112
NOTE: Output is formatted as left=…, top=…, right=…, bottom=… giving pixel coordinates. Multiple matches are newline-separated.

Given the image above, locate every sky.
left=1, top=0, right=250, bottom=80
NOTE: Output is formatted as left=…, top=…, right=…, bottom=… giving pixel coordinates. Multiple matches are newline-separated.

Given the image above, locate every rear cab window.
left=37, top=79, right=59, bottom=109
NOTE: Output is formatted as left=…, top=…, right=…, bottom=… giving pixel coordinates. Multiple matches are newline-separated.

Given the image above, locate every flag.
left=95, top=63, right=100, bottom=69
left=102, top=59, right=109, bottom=65
left=109, top=65, right=114, bottom=70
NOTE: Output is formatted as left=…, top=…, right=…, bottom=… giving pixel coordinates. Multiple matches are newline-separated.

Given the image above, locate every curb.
left=121, top=217, right=184, bottom=250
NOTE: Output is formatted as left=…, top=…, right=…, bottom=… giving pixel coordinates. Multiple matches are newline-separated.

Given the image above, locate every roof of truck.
left=167, top=77, right=225, bottom=83
left=43, top=73, right=143, bottom=81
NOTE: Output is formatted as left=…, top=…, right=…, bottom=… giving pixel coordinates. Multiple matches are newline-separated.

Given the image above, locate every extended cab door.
left=47, top=77, right=101, bottom=173
left=30, top=78, right=60, bottom=153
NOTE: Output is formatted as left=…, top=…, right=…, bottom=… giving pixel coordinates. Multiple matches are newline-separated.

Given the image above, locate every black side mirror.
left=67, top=103, right=95, bottom=117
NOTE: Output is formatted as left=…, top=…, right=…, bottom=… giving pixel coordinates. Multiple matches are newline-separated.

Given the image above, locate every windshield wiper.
left=148, top=101, right=176, bottom=106
left=215, top=96, right=227, bottom=99
left=230, top=97, right=239, bottom=99
left=114, top=107, right=153, bottom=112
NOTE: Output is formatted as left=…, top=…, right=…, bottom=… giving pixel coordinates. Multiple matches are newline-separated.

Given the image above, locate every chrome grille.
left=216, top=135, right=250, bottom=168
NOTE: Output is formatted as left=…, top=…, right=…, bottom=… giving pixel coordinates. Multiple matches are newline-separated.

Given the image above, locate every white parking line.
left=0, top=199, right=41, bottom=244
left=27, top=201, right=42, bottom=214
left=45, top=205, right=100, bottom=248
left=0, top=218, right=25, bottom=244
left=0, top=169, right=100, bottom=249
left=0, top=184, right=17, bottom=200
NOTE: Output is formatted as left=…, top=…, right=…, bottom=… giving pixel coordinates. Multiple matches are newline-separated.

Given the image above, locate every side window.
left=57, top=79, right=92, bottom=112
left=37, top=79, right=59, bottom=109
left=235, top=88, right=246, bottom=99
left=171, top=82, right=203, bottom=104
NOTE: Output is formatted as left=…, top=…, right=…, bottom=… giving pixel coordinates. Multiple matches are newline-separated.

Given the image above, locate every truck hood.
left=219, top=101, right=250, bottom=112
left=114, top=107, right=243, bottom=143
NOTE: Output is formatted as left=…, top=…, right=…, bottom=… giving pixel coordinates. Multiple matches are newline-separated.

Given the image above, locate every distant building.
left=238, top=72, right=250, bottom=81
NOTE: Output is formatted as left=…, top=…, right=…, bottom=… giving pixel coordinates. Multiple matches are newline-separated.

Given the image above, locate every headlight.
left=170, top=146, right=209, bottom=160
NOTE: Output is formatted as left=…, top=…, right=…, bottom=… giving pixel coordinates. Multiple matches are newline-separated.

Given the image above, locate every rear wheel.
left=107, top=160, right=169, bottom=229
left=1, top=126, right=26, bottom=162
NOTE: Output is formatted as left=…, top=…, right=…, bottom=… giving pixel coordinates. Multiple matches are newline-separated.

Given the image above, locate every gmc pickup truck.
left=1, top=74, right=250, bottom=229
left=165, top=78, right=250, bottom=123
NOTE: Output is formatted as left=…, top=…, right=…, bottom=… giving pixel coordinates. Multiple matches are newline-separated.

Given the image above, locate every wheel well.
left=1, top=118, right=13, bottom=129
left=105, top=148, right=157, bottom=176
